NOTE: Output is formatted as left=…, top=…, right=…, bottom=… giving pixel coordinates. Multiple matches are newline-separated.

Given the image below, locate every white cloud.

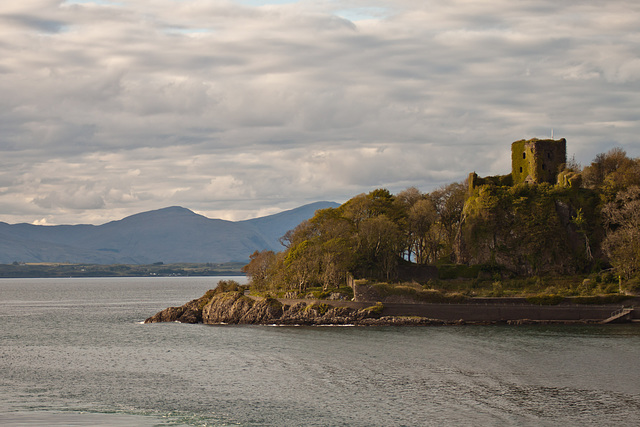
left=0, top=0, right=639, bottom=225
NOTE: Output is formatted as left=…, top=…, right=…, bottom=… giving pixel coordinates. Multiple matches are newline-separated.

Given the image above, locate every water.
left=1, top=277, right=639, bottom=426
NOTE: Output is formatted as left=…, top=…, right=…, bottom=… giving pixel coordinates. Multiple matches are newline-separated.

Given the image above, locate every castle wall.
left=468, top=172, right=513, bottom=195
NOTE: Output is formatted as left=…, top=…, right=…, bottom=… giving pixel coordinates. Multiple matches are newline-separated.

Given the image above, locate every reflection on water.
left=1, top=277, right=639, bottom=426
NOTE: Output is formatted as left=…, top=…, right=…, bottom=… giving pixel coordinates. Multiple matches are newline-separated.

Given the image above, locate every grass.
left=362, top=302, right=384, bottom=315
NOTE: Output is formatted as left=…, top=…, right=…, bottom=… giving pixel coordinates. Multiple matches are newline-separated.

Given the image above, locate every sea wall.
left=379, top=302, right=625, bottom=322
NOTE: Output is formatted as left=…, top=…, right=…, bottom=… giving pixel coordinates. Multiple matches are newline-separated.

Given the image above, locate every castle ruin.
left=468, top=138, right=568, bottom=193
left=511, top=138, right=566, bottom=185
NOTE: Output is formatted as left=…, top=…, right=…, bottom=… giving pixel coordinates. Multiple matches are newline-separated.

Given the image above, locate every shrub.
left=624, top=275, right=640, bottom=294
left=215, top=279, right=245, bottom=294
left=306, top=303, right=330, bottom=315
left=363, top=302, right=384, bottom=316
left=491, top=281, right=504, bottom=297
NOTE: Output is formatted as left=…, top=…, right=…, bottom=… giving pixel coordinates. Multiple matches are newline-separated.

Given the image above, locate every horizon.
left=2, top=1, right=639, bottom=226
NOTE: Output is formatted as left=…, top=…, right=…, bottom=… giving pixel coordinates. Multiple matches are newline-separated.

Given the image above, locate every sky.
left=1, top=0, right=639, bottom=225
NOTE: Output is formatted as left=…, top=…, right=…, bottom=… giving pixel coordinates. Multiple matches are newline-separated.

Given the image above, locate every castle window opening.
left=547, top=153, right=551, bottom=159
left=519, top=167, right=523, bottom=173
left=522, top=152, right=526, bottom=159
left=542, top=164, right=546, bottom=170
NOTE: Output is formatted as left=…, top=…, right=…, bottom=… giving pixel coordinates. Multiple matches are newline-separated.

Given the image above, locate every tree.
left=356, top=215, right=403, bottom=280
left=318, top=237, right=354, bottom=290
left=242, top=250, right=277, bottom=290
left=571, top=208, right=593, bottom=261
left=582, top=148, right=640, bottom=199
left=407, top=198, right=438, bottom=264
left=284, top=240, right=319, bottom=293
left=602, top=186, right=640, bottom=279
left=431, top=182, right=467, bottom=260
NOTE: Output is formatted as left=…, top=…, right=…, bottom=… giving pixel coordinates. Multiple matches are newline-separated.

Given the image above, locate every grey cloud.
left=1, top=13, right=67, bottom=33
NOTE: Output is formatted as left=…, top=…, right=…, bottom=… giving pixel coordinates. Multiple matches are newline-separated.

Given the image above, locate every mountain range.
left=0, top=202, right=339, bottom=264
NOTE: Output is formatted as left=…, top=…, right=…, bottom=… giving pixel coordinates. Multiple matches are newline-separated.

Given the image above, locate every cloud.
left=0, top=0, right=639, bottom=225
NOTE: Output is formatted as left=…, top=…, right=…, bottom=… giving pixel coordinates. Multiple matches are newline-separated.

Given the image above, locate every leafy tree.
left=356, top=215, right=403, bottom=280
left=431, top=182, right=467, bottom=260
left=242, top=250, right=277, bottom=290
left=602, top=186, right=640, bottom=279
left=407, top=198, right=438, bottom=264
left=582, top=148, right=640, bottom=200
left=284, top=240, right=319, bottom=292
left=571, top=208, right=594, bottom=261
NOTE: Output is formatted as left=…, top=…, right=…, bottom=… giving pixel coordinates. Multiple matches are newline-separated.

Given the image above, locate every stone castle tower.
left=511, top=138, right=566, bottom=185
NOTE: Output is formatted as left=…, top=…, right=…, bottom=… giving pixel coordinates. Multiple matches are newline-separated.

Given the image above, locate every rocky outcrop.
left=144, top=290, right=443, bottom=326
left=197, top=291, right=386, bottom=325
left=144, top=298, right=202, bottom=323
left=202, top=292, right=285, bottom=324
left=144, top=289, right=216, bottom=324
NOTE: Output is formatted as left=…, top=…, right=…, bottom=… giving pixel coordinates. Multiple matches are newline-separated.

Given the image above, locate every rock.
left=239, top=298, right=284, bottom=324
left=144, top=297, right=204, bottom=324
left=144, top=306, right=183, bottom=323
left=202, top=292, right=254, bottom=324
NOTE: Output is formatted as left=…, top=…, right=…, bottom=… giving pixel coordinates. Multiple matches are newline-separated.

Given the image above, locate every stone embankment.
left=145, top=290, right=639, bottom=326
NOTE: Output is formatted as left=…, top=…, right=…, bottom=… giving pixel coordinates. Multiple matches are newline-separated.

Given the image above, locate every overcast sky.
left=1, top=0, right=639, bottom=225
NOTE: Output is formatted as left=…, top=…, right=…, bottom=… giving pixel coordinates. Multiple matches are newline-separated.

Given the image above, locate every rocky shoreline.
left=144, top=289, right=632, bottom=326
left=144, top=290, right=451, bottom=326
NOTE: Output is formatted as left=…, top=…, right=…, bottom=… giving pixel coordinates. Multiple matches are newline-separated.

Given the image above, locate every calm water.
left=1, top=277, right=639, bottom=426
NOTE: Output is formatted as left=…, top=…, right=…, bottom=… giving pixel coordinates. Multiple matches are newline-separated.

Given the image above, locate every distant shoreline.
left=0, top=262, right=245, bottom=278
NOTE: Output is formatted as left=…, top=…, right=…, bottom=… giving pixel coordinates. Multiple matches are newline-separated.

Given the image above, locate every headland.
left=145, top=286, right=639, bottom=326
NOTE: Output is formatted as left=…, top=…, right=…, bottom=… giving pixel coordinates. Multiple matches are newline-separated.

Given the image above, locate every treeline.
left=243, top=184, right=466, bottom=292
left=244, top=148, right=640, bottom=293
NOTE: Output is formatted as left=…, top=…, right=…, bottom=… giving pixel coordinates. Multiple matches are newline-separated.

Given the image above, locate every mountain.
left=0, top=202, right=339, bottom=264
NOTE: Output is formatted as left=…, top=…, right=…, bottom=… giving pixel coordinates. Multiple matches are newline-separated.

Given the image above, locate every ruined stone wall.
left=468, top=172, right=513, bottom=194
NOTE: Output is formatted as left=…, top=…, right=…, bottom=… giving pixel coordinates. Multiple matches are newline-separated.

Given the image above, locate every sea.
left=1, top=277, right=639, bottom=426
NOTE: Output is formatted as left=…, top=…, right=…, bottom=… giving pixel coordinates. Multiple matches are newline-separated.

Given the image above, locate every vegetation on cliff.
left=243, top=147, right=640, bottom=297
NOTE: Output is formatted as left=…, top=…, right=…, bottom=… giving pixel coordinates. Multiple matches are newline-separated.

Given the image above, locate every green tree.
left=407, top=198, right=438, bottom=264
left=356, top=215, right=403, bottom=280
left=242, top=250, right=277, bottom=290
left=284, top=240, right=319, bottom=293
left=431, top=182, right=467, bottom=261
left=602, top=186, right=640, bottom=279
left=582, top=148, right=640, bottom=200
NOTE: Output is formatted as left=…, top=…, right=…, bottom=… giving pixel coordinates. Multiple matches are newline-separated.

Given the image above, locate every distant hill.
left=0, top=202, right=339, bottom=264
